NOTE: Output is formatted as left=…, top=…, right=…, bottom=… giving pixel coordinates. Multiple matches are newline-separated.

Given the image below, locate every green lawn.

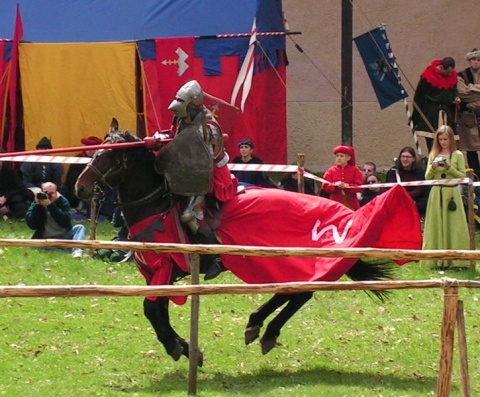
left=0, top=218, right=479, bottom=396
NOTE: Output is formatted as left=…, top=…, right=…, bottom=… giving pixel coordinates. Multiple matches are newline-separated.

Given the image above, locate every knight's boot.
left=203, top=256, right=226, bottom=281
left=196, top=224, right=226, bottom=281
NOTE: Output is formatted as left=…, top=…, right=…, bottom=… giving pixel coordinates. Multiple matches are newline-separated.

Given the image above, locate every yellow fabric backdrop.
left=20, top=42, right=136, bottom=151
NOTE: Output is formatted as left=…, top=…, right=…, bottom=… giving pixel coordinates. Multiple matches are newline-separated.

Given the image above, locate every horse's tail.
left=345, top=259, right=396, bottom=303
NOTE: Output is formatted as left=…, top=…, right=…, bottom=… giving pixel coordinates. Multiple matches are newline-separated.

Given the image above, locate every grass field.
left=0, top=218, right=479, bottom=396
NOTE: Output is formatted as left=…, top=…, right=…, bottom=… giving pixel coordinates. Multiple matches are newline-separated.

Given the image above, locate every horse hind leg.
left=143, top=298, right=184, bottom=361
left=245, top=293, right=291, bottom=345
left=260, top=292, right=313, bottom=355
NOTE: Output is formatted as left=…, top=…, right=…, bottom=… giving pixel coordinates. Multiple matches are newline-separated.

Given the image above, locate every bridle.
left=86, top=149, right=127, bottom=190
left=87, top=147, right=170, bottom=207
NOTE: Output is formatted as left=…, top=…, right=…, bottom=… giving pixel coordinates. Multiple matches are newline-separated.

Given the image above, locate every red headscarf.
left=420, top=59, right=458, bottom=89
left=333, top=145, right=356, bottom=166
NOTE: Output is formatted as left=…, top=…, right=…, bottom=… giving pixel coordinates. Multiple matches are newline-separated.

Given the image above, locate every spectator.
left=279, top=170, right=316, bottom=195
left=422, top=126, right=469, bottom=268
left=412, top=57, right=459, bottom=151
left=362, top=161, right=377, bottom=182
left=61, top=135, right=103, bottom=209
left=386, top=146, right=429, bottom=216
left=456, top=48, right=480, bottom=176
left=231, top=139, right=274, bottom=187
left=360, top=174, right=383, bottom=206
left=321, top=145, right=364, bottom=210
left=0, top=158, right=34, bottom=219
left=25, top=182, right=87, bottom=259
left=21, top=137, right=64, bottom=192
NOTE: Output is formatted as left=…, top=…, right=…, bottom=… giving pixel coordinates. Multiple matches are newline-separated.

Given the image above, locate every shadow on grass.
left=116, top=366, right=445, bottom=395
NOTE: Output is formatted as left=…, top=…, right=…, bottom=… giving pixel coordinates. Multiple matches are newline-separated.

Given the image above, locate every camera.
left=36, top=191, right=50, bottom=200
left=434, top=156, right=445, bottom=167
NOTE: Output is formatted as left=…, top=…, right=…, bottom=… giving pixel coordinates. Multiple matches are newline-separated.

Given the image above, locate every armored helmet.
left=168, top=80, right=204, bottom=119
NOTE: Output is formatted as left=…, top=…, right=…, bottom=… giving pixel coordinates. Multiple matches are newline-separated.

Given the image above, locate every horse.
left=75, top=130, right=423, bottom=363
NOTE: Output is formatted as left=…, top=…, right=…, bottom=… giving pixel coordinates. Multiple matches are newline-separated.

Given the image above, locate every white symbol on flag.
left=161, top=47, right=189, bottom=76
left=311, top=219, right=353, bottom=244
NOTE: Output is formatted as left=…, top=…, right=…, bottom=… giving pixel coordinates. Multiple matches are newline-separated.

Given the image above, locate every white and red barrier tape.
left=0, top=155, right=90, bottom=164
left=303, top=172, right=473, bottom=188
left=227, top=163, right=298, bottom=172
left=2, top=155, right=479, bottom=188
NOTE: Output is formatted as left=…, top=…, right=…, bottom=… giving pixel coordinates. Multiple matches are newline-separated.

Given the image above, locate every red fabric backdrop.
left=140, top=37, right=287, bottom=164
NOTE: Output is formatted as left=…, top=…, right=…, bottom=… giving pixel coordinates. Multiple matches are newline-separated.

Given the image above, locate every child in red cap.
left=321, top=145, right=364, bottom=210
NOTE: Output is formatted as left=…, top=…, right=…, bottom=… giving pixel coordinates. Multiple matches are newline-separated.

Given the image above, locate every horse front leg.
left=260, top=292, right=313, bottom=355
left=143, top=298, right=185, bottom=361
left=245, top=293, right=291, bottom=345
left=143, top=297, right=204, bottom=367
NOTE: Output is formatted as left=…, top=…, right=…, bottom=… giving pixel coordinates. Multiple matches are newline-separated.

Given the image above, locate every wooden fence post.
left=88, top=195, right=98, bottom=256
left=466, top=170, right=476, bottom=270
left=456, top=300, right=471, bottom=397
left=297, top=153, right=305, bottom=193
left=436, top=285, right=459, bottom=397
left=188, top=254, right=200, bottom=395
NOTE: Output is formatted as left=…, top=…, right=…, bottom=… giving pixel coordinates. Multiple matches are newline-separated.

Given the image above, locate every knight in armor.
left=165, top=80, right=238, bottom=280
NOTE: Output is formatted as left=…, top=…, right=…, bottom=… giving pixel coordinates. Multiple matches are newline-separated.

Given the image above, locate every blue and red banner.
left=354, top=26, right=408, bottom=109
left=138, top=34, right=287, bottom=164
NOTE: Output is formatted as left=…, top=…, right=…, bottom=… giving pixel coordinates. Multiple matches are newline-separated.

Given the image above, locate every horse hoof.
left=198, top=349, right=204, bottom=367
left=169, top=343, right=184, bottom=361
left=260, top=337, right=277, bottom=355
left=245, top=325, right=260, bottom=345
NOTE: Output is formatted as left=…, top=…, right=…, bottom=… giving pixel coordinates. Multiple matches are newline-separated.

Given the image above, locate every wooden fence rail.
left=0, top=238, right=480, bottom=261
left=0, top=238, right=478, bottom=396
left=1, top=279, right=480, bottom=298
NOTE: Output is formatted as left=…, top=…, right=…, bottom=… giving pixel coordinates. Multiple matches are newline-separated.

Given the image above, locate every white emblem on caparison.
left=311, top=219, right=353, bottom=244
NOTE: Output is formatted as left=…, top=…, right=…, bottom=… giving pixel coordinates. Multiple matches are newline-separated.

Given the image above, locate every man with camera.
left=25, top=182, right=87, bottom=258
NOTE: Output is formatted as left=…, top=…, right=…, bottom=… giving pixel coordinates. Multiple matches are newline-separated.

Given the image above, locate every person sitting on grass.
left=25, top=182, right=87, bottom=259
left=0, top=156, right=34, bottom=220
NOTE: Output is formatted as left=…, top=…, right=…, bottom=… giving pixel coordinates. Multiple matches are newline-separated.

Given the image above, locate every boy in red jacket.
left=321, top=145, right=364, bottom=210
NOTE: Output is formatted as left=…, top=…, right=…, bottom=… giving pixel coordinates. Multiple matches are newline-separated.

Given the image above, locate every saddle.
left=204, top=196, right=223, bottom=231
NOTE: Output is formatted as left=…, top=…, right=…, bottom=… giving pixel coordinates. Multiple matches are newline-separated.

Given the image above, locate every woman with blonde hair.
left=422, top=125, right=469, bottom=268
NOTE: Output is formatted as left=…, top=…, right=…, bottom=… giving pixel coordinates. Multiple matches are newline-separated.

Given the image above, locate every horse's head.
left=75, top=131, right=138, bottom=200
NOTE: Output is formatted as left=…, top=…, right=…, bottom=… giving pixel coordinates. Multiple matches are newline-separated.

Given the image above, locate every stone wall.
left=283, top=0, right=477, bottom=171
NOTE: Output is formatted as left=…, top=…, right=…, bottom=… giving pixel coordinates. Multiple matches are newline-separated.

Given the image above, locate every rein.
left=88, top=146, right=172, bottom=208
left=87, top=151, right=126, bottom=190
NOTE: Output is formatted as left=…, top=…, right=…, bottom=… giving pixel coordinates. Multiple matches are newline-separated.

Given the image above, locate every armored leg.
left=181, top=197, right=225, bottom=280
left=180, top=195, right=205, bottom=233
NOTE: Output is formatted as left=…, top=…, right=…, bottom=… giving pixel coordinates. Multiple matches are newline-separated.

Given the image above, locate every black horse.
left=75, top=131, right=422, bottom=362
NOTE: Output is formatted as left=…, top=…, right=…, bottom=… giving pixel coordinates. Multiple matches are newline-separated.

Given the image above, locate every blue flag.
left=353, top=26, right=408, bottom=109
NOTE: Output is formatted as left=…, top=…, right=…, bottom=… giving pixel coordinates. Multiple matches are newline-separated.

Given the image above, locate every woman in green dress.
left=422, top=125, right=469, bottom=268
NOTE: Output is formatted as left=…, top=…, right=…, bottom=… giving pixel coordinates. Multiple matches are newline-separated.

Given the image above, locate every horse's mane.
left=105, top=130, right=139, bottom=144
left=106, top=131, right=155, bottom=167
